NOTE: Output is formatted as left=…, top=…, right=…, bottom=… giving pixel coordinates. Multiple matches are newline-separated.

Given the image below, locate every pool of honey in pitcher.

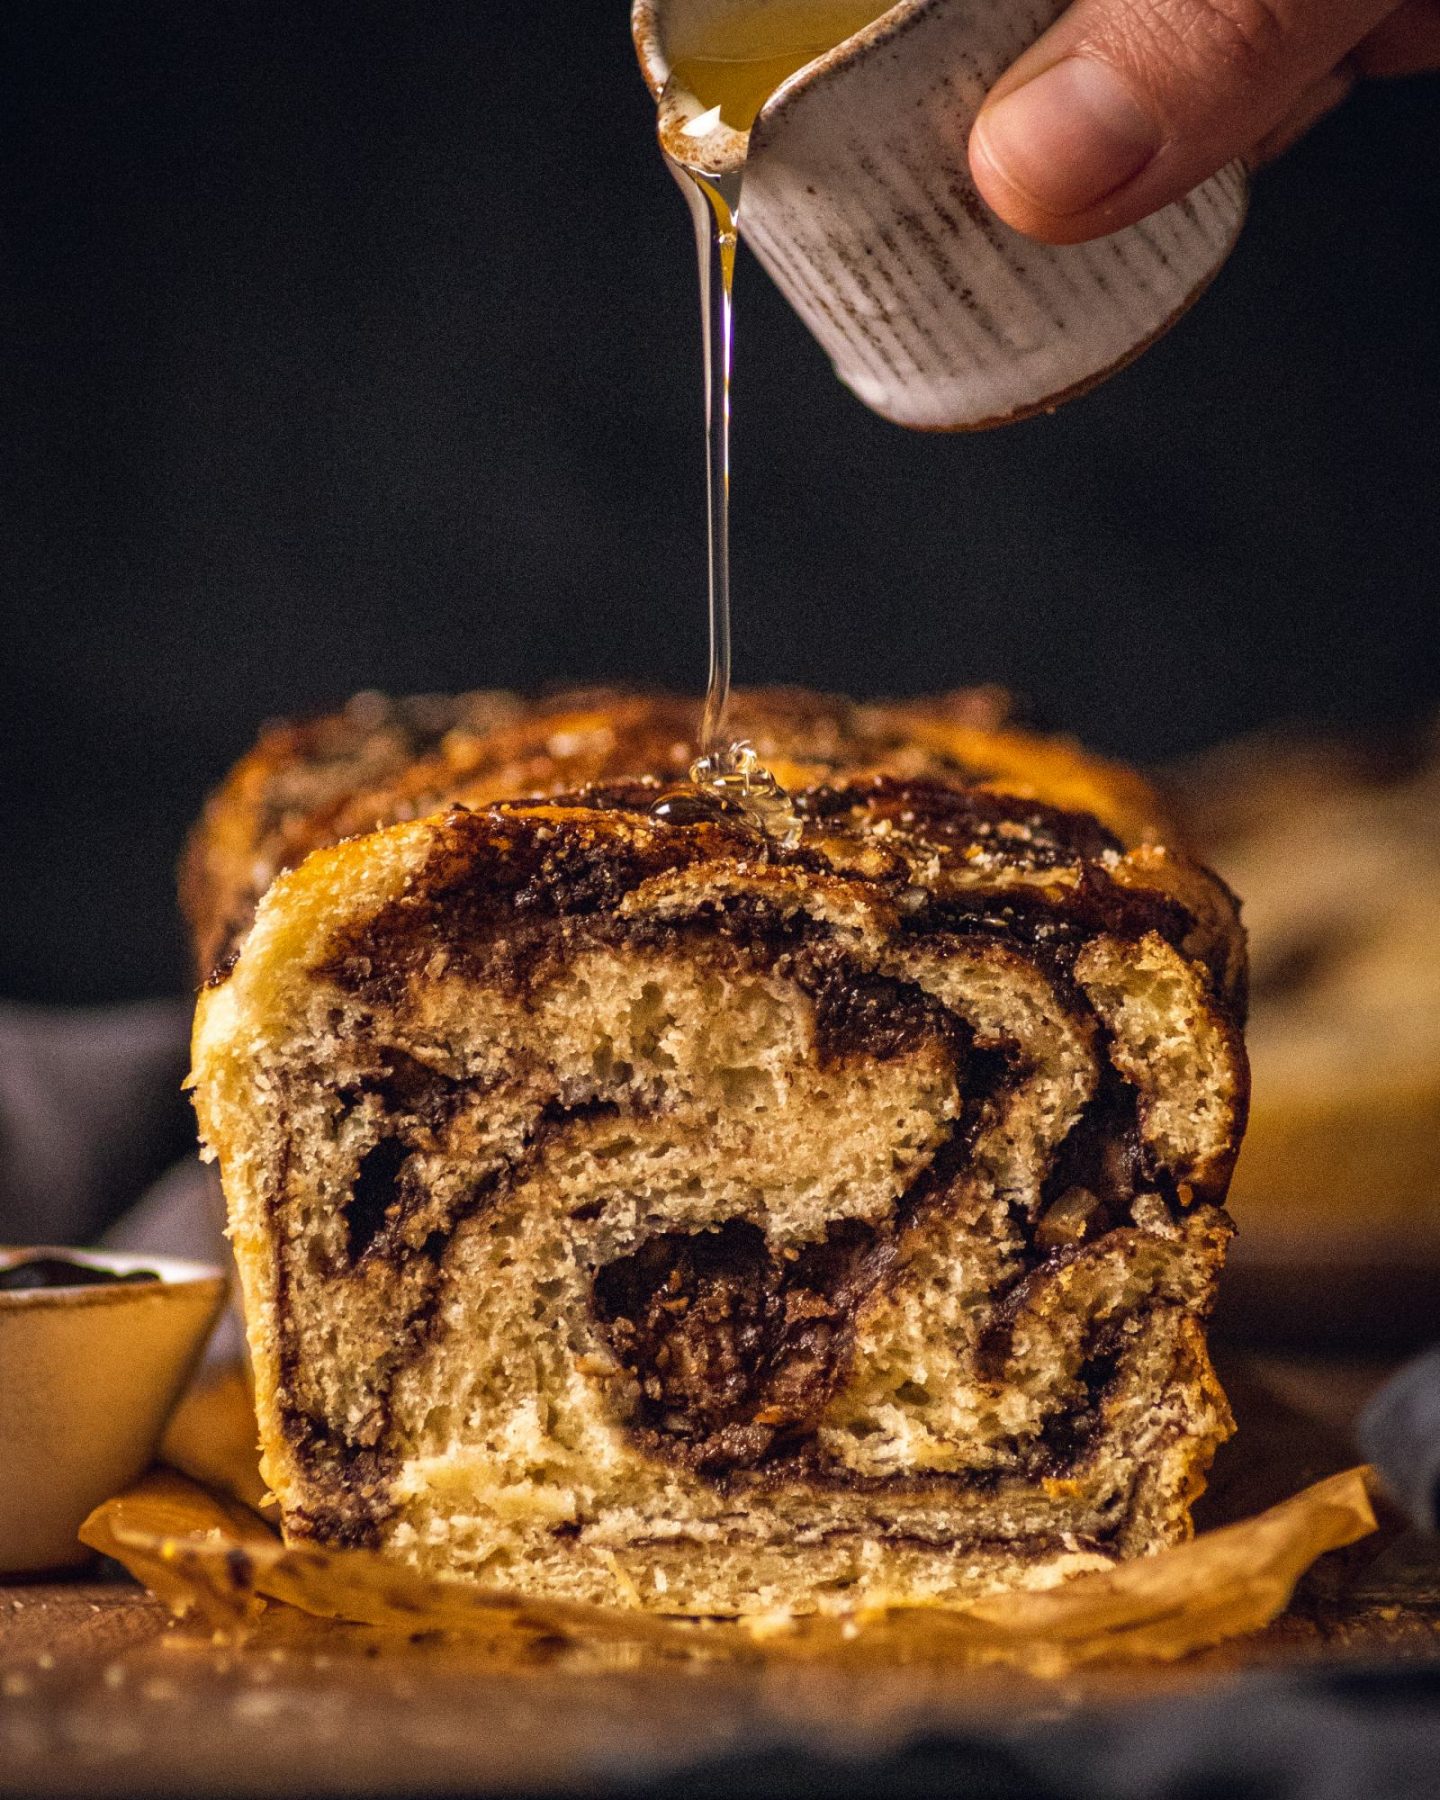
left=669, top=1, right=897, bottom=131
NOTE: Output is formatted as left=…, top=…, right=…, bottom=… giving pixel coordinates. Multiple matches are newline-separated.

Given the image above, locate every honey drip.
left=653, top=5, right=893, bottom=849
left=657, top=161, right=803, bottom=849
left=677, top=163, right=740, bottom=766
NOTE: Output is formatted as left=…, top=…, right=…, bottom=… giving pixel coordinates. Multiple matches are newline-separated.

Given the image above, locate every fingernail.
left=973, top=58, right=1161, bottom=217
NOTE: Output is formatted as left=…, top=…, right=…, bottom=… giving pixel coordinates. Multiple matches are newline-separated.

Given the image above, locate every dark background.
left=3, top=2, right=1437, bottom=1007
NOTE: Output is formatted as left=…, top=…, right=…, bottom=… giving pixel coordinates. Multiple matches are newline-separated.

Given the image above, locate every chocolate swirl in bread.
left=189, top=690, right=1246, bottom=1612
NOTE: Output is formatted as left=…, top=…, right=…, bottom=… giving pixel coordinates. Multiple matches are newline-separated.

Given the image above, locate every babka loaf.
left=1174, top=719, right=1440, bottom=1339
left=188, top=690, right=1248, bottom=1614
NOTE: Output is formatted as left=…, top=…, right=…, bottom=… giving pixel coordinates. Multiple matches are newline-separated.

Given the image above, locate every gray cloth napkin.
left=0, top=998, right=195, bottom=1245
left=1359, top=1348, right=1440, bottom=1535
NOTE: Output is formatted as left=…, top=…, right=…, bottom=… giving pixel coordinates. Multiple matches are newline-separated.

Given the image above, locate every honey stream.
left=653, top=3, right=893, bottom=845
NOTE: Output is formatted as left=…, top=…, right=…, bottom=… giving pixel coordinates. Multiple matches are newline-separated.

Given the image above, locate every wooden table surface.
left=3, top=1352, right=1438, bottom=1798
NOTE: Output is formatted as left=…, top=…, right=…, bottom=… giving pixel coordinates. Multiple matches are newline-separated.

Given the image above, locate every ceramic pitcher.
left=633, top=0, right=1246, bottom=429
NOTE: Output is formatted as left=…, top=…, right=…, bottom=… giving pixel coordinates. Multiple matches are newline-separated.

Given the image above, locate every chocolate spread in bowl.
left=0, top=1257, right=161, bottom=1292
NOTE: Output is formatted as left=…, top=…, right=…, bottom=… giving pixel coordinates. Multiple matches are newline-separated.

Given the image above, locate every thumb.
left=969, top=0, right=1397, bottom=243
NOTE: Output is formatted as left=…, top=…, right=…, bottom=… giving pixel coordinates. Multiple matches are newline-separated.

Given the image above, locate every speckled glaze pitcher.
left=633, top=0, right=1246, bottom=429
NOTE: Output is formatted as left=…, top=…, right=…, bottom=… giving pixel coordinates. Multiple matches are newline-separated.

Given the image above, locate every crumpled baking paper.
left=80, top=1370, right=1376, bottom=1674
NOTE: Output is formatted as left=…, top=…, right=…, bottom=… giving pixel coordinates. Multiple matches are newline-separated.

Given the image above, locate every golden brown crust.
left=183, top=686, right=1211, bottom=984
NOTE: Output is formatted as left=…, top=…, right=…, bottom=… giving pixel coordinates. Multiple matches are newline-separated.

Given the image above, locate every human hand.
left=968, top=0, right=1440, bottom=243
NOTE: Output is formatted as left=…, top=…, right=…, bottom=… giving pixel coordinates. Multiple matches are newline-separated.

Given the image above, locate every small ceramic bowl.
left=0, top=1248, right=227, bottom=1574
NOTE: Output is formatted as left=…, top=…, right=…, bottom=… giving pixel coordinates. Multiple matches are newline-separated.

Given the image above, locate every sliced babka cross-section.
left=188, top=690, right=1247, bottom=1614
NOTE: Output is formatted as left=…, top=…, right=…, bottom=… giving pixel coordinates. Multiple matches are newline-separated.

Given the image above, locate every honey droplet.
left=651, top=740, right=804, bottom=849
left=650, top=787, right=746, bottom=828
